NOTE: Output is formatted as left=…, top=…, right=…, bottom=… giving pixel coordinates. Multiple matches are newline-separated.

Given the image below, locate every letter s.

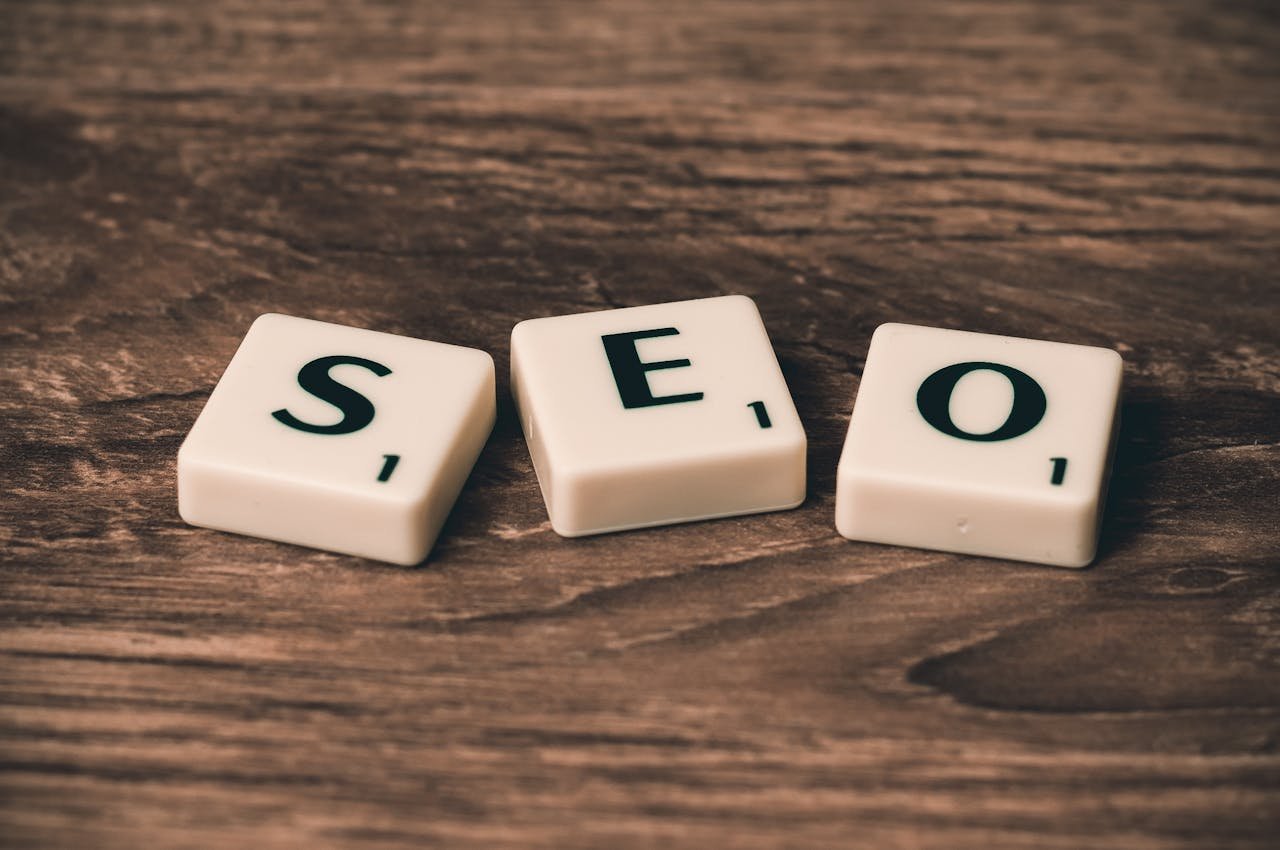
left=271, top=355, right=391, bottom=435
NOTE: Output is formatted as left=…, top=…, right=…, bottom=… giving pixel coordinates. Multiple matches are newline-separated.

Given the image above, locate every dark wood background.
left=2, top=1, right=1278, bottom=847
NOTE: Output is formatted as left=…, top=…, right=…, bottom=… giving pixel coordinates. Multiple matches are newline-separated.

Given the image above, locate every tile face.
left=835, top=323, right=1123, bottom=567
left=178, top=314, right=495, bottom=565
left=511, top=295, right=806, bottom=536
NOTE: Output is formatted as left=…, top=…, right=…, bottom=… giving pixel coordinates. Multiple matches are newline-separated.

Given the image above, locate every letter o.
left=915, top=361, right=1046, bottom=442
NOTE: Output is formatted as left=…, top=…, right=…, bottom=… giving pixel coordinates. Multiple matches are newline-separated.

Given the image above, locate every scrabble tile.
left=178, top=314, right=495, bottom=565
left=835, top=323, right=1122, bottom=567
left=511, top=295, right=806, bottom=536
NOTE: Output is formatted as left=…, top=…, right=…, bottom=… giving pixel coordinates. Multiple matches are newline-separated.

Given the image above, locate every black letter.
left=271, top=355, right=391, bottom=435
left=916, top=361, right=1046, bottom=442
left=601, top=328, right=704, bottom=409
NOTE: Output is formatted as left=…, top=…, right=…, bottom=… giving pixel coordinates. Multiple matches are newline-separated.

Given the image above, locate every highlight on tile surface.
left=178, top=314, right=495, bottom=565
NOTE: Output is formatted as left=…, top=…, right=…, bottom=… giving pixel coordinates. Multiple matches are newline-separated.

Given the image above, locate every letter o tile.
left=835, top=323, right=1123, bottom=567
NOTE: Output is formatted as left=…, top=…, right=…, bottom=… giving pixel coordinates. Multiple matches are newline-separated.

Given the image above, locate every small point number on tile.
left=378, top=454, right=401, bottom=483
left=1050, top=457, right=1068, bottom=486
left=916, top=361, right=1047, bottom=442
left=748, top=400, right=772, bottom=428
left=602, top=328, right=705, bottom=409
left=271, top=355, right=392, bottom=435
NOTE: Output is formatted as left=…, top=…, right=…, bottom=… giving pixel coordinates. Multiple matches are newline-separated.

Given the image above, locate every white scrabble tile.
left=178, top=314, right=495, bottom=565
left=511, top=295, right=806, bottom=536
left=835, top=323, right=1122, bottom=567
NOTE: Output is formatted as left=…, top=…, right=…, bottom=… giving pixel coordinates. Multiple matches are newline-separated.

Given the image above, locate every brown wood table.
left=2, top=1, right=1278, bottom=847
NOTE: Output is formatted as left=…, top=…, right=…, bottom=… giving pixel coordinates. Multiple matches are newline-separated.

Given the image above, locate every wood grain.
left=2, top=1, right=1278, bottom=847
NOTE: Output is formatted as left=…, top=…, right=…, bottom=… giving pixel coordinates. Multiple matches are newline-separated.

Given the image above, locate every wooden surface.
left=2, top=1, right=1279, bottom=847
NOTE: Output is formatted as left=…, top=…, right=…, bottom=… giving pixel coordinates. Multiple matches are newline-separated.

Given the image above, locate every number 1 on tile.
left=748, top=400, right=772, bottom=429
left=378, top=454, right=401, bottom=482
